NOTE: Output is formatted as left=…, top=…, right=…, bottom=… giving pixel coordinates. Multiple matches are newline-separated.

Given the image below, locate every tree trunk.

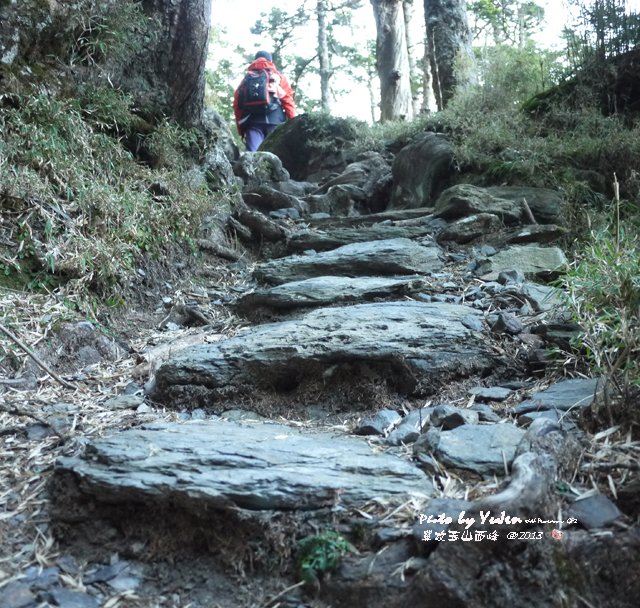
left=424, top=0, right=474, bottom=109
left=371, top=0, right=413, bottom=121
left=139, top=0, right=212, bottom=126
left=0, top=0, right=211, bottom=127
left=402, top=0, right=422, bottom=115
left=421, top=29, right=437, bottom=111
left=317, top=0, right=332, bottom=112
left=368, top=76, right=378, bottom=123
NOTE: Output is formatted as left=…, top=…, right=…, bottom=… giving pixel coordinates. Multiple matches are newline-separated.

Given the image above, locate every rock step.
left=254, top=238, right=443, bottom=285
left=287, top=217, right=444, bottom=253
left=235, top=275, right=428, bottom=317
left=52, top=420, right=432, bottom=513
left=416, top=423, right=526, bottom=476
left=305, top=207, right=435, bottom=228
left=151, top=301, right=493, bottom=408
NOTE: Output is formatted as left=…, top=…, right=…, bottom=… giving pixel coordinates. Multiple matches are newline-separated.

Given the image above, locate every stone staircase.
left=48, top=151, right=631, bottom=608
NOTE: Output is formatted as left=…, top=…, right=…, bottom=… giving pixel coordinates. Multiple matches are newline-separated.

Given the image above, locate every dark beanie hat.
left=255, top=50, right=273, bottom=62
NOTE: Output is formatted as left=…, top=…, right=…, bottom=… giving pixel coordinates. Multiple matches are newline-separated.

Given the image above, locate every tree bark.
left=424, top=0, right=474, bottom=109
left=139, top=0, right=212, bottom=126
left=420, top=30, right=437, bottom=111
left=317, top=0, right=332, bottom=112
left=370, top=0, right=414, bottom=121
left=402, top=0, right=422, bottom=115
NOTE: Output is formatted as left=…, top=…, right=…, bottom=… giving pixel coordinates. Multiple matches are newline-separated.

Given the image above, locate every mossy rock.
left=522, top=81, right=573, bottom=116
left=260, top=113, right=365, bottom=181
left=523, top=49, right=640, bottom=118
left=389, top=132, right=454, bottom=209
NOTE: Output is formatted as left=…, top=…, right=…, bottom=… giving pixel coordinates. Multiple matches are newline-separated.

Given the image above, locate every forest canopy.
left=207, top=0, right=640, bottom=124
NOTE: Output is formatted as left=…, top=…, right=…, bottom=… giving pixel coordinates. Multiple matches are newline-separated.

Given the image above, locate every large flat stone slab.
left=152, top=301, right=493, bottom=405
left=235, top=275, right=428, bottom=314
left=254, top=238, right=443, bottom=285
left=54, top=420, right=432, bottom=512
left=287, top=219, right=442, bottom=253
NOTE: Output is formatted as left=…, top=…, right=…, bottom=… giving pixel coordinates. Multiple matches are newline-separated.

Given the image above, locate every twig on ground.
left=0, top=322, right=76, bottom=390
left=586, top=462, right=640, bottom=472
left=259, top=581, right=305, bottom=608
left=521, top=198, right=538, bottom=225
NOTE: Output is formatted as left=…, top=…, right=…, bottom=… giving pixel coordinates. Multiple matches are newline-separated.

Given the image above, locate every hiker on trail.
left=233, top=51, right=296, bottom=152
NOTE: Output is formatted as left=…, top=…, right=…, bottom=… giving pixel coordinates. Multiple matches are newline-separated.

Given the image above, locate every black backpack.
left=237, top=69, right=281, bottom=114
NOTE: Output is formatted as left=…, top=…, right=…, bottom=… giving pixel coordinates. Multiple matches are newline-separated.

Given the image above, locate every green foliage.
left=64, top=0, right=154, bottom=67
left=470, top=0, right=545, bottom=45
left=564, top=0, right=640, bottom=73
left=77, top=85, right=140, bottom=133
left=351, top=63, right=640, bottom=249
left=297, top=530, right=351, bottom=584
left=330, top=39, right=377, bottom=121
left=204, top=26, right=237, bottom=125
left=205, top=62, right=235, bottom=125
left=0, top=89, right=214, bottom=295
left=250, top=6, right=311, bottom=64
left=474, top=42, right=564, bottom=107
left=420, top=79, right=640, bottom=197
left=555, top=2, right=640, bottom=121
left=560, top=202, right=640, bottom=418
left=144, top=118, right=201, bottom=169
left=354, top=114, right=430, bottom=154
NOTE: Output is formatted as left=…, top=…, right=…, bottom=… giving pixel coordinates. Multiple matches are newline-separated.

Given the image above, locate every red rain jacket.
left=233, top=57, right=296, bottom=136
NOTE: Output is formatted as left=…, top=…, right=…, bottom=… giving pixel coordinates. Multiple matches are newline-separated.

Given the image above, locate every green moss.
left=0, top=267, right=28, bottom=291
left=522, top=81, right=573, bottom=115
left=552, top=543, right=587, bottom=598
left=261, top=112, right=366, bottom=180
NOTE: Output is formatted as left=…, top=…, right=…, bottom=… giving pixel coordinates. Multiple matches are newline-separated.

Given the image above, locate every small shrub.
left=297, top=530, right=351, bottom=585
left=358, top=114, right=434, bottom=153
left=561, top=197, right=640, bottom=422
